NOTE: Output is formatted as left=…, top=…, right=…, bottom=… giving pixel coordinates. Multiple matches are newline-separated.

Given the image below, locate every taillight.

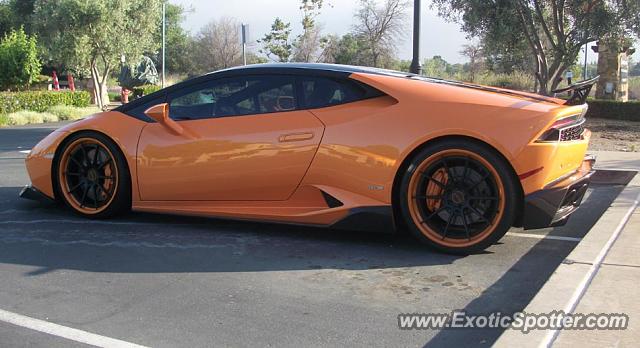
left=536, top=114, right=586, bottom=142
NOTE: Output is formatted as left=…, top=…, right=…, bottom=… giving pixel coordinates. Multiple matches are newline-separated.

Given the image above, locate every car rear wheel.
left=55, top=132, right=131, bottom=218
left=398, top=139, right=518, bottom=254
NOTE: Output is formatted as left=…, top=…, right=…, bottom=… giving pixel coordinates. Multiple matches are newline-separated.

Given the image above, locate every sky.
left=169, top=0, right=470, bottom=63
left=169, top=0, right=637, bottom=65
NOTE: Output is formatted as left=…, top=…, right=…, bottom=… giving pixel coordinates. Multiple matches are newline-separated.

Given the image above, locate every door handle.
left=278, top=132, right=314, bottom=142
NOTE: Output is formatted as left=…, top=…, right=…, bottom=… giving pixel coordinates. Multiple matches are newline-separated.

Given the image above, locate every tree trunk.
left=97, top=79, right=109, bottom=109
left=89, top=57, right=111, bottom=110
left=90, top=61, right=103, bottom=109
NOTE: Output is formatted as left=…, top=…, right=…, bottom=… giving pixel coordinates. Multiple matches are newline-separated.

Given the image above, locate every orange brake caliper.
left=426, top=168, right=448, bottom=211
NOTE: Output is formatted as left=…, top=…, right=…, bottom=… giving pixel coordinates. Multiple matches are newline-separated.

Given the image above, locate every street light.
left=162, top=2, right=166, bottom=88
left=241, top=23, right=248, bottom=66
left=410, top=0, right=422, bottom=75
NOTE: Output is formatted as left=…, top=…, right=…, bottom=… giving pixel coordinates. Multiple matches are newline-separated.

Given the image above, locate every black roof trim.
left=213, top=63, right=391, bottom=75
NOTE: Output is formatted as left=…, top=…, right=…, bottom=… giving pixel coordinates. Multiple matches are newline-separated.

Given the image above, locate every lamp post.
left=162, top=2, right=166, bottom=88
left=409, top=0, right=422, bottom=75
left=241, top=23, right=247, bottom=66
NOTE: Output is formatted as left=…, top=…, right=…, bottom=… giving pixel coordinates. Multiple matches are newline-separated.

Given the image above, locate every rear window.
left=299, top=77, right=383, bottom=109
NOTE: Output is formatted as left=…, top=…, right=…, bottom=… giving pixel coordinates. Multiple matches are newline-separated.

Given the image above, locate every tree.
left=352, top=0, right=408, bottom=68
left=482, top=34, right=534, bottom=74
left=432, top=0, right=640, bottom=95
left=332, top=33, right=366, bottom=65
left=390, top=59, right=411, bottom=72
left=8, top=0, right=35, bottom=34
left=316, top=34, right=340, bottom=63
left=34, top=0, right=161, bottom=108
left=193, top=17, right=243, bottom=73
left=0, top=2, right=11, bottom=38
left=423, top=55, right=451, bottom=78
left=0, top=0, right=37, bottom=37
left=292, top=0, right=324, bottom=62
left=0, top=27, right=41, bottom=90
left=259, top=18, right=292, bottom=62
left=460, top=42, right=484, bottom=82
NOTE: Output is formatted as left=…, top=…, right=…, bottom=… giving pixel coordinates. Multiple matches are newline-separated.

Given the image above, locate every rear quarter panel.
left=303, top=73, right=568, bottom=204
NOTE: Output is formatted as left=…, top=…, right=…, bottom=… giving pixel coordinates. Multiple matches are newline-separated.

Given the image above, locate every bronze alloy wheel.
left=58, top=137, right=119, bottom=215
left=399, top=140, right=517, bottom=254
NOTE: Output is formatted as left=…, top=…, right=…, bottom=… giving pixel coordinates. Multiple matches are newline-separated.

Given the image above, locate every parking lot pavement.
left=497, top=160, right=640, bottom=347
left=0, top=125, right=628, bottom=347
left=0, top=322, right=89, bottom=348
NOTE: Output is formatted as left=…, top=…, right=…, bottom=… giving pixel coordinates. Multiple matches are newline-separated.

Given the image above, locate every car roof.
left=213, top=63, right=393, bottom=76
left=116, top=63, right=392, bottom=114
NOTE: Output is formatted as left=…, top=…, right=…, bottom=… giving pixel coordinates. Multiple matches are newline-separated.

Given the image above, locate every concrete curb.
left=495, top=170, right=640, bottom=347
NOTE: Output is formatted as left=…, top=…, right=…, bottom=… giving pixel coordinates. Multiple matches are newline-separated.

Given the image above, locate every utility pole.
left=241, top=24, right=247, bottom=66
left=409, top=0, right=422, bottom=75
left=162, top=2, right=166, bottom=88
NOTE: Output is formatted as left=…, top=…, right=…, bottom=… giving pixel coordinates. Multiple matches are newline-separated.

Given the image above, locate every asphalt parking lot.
left=0, top=124, right=629, bottom=347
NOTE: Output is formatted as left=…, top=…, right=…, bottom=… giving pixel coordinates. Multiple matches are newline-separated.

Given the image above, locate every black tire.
left=53, top=131, right=131, bottom=219
left=398, top=139, right=519, bottom=254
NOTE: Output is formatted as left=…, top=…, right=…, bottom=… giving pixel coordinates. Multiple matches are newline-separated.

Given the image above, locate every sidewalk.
left=496, top=150, right=640, bottom=347
left=554, top=204, right=640, bottom=347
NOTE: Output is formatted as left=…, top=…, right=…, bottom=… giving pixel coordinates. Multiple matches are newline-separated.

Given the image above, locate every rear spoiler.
left=552, top=76, right=599, bottom=105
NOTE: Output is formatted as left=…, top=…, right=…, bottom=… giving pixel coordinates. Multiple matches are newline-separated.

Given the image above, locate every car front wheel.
left=54, top=132, right=131, bottom=219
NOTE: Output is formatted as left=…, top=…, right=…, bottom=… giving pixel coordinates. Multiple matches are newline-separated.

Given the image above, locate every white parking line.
left=505, top=232, right=581, bottom=242
left=0, top=308, right=148, bottom=348
left=19, top=150, right=31, bottom=154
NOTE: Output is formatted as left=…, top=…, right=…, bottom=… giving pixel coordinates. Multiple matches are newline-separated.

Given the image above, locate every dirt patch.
left=586, top=118, right=640, bottom=152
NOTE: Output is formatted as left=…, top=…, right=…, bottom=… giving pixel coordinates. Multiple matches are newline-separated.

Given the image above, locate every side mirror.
left=144, top=103, right=184, bottom=135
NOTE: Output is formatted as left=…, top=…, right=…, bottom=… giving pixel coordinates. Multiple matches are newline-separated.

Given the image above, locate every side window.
left=169, top=79, right=255, bottom=120
left=257, top=80, right=295, bottom=113
left=168, top=75, right=297, bottom=120
left=300, top=77, right=369, bottom=109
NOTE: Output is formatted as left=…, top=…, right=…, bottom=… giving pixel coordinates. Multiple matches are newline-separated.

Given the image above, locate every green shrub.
left=132, top=84, right=161, bottom=98
left=586, top=100, right=640, bottom=121
left=108, top=91, right=121, bottom=102
left=0, top=114, right=7, bottom=126
left=0, top=90, right=91, bottom=114
left=6, top=110, right=58, bottom=125
left=477, top=71, right=536, bottom=92
left=629, top=76, right=640, bottom=101
left=47, top=105, right=101, bottom=121
left=0, top=28, right=42, bottom=90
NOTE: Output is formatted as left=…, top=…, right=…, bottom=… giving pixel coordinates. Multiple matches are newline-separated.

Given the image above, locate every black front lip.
left=19, top=185, right=55, bottom=204
left=522, top=156, right=596, bottom=229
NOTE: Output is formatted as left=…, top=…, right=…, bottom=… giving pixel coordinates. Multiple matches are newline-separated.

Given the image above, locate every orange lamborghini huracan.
left=22, top=63, right=597, bottom=253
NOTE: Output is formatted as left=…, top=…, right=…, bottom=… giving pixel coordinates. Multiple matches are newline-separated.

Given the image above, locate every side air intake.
left=321, top=191, right=343, bottom=208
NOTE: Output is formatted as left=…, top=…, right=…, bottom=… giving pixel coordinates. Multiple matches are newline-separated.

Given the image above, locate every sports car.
left=21, top=63, right=596, bottom=253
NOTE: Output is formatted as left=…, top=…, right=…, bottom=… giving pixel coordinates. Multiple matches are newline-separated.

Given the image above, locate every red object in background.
left=52, top=71, right=60, bottom=91
left=121, top=88, right=129, bottom=104
left=67, top=73, right=75, bottom=92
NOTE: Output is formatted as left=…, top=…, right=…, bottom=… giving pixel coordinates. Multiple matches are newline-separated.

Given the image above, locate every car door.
left=136, top=75, right=325, bottom=201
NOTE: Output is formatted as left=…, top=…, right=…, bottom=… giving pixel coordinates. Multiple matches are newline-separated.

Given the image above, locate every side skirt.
left=330, top=206, right=395, bottom=233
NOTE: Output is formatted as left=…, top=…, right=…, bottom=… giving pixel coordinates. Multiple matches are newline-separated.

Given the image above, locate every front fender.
left=25, top=129, right=68, bottom=199
left=25, top=111, right=148, bottom=201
